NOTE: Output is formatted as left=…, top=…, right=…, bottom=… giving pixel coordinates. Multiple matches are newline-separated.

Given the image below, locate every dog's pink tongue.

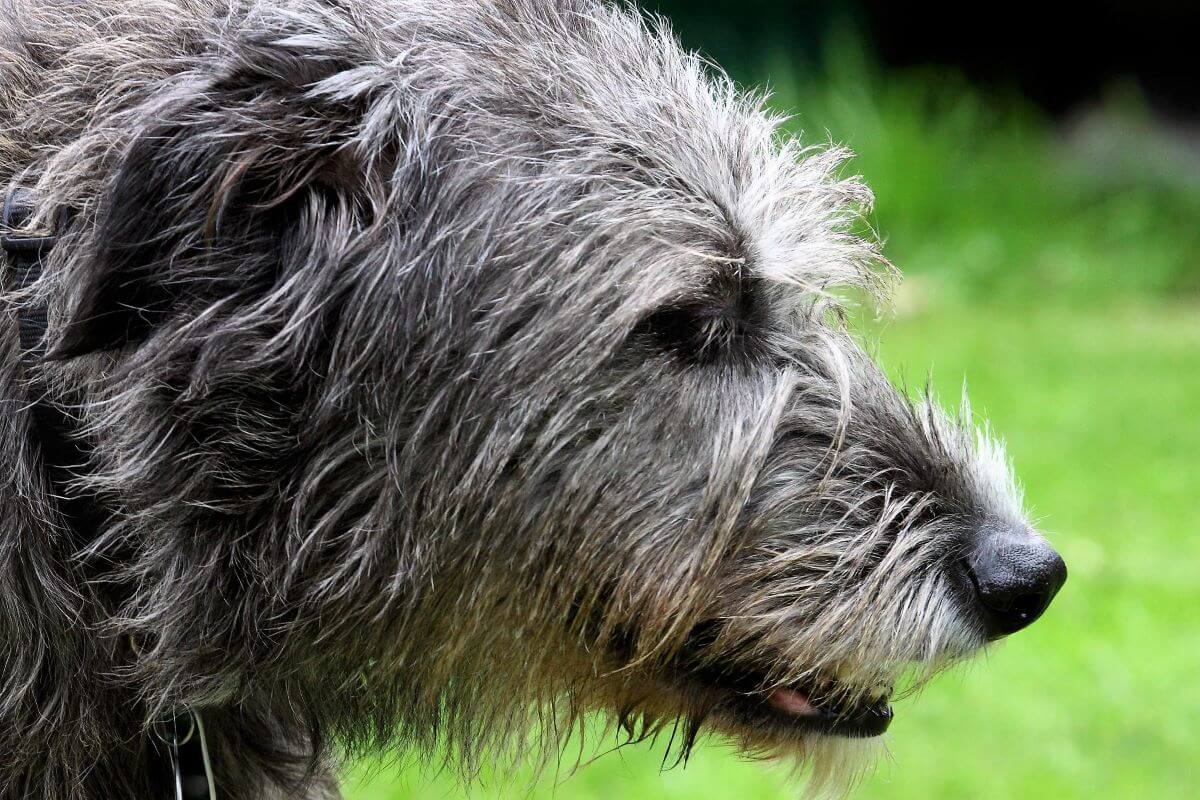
left=768, top=687, right=817, bottom=716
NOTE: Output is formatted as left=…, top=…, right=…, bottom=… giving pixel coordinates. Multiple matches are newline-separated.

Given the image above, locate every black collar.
left=1, top=189, right=217, bottom=800
left=2, top=188, right=56, bottom=360
left=2, top=191, right=103, bottom=534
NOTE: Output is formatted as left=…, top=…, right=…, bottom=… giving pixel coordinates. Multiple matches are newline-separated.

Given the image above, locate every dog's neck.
left=2, top=188, right=217, bottom=800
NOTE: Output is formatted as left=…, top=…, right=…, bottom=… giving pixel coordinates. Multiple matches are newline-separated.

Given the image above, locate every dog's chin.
left=705, top=677, right=891, bottom=798
left=655, top=667, right=890, bottom=797
left=584, top=658, right=894, bottom=796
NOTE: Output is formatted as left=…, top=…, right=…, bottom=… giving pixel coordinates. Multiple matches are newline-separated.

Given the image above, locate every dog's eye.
left=634, top=272, right=766, bottom=366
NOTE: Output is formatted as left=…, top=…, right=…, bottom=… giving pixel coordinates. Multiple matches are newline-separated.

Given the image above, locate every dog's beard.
left=781, top=735, right=884, bottom=799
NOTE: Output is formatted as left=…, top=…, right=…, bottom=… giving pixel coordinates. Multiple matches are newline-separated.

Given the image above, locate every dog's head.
left=36, top=0, right=1063, bottom=789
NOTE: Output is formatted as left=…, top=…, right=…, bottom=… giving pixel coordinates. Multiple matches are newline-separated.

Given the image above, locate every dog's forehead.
left=404, top=0, right=883, bottom=302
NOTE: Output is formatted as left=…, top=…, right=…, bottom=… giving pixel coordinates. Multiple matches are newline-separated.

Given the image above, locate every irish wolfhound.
left=0, top=1, right=1066, bottom=798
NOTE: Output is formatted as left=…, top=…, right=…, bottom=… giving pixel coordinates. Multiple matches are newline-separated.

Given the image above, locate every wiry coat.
left=1, top=1, right=1031, bottom=798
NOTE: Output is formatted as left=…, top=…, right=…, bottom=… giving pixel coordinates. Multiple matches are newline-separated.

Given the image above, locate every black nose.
left=966, top=524, right=1067, bottom=639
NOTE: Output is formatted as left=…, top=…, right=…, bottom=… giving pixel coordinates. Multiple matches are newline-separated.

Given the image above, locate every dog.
left=0, top=1, right=1066, bottom=797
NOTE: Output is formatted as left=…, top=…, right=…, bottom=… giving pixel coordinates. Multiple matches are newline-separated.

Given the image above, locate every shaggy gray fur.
left=1, top=1, right=1047, bottom=797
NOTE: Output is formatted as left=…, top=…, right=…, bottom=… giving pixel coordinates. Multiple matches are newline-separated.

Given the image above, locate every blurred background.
left=348, top=2, right=1200, bottom=798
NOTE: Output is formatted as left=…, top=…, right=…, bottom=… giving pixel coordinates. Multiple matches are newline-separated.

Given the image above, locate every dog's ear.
left=52, top=52, right=378, bottom=359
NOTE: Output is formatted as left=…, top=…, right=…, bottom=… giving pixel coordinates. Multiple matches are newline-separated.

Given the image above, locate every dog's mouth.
left=680, top=664, right=895, bottom=739
left=758, top=677, right=893, bottom=737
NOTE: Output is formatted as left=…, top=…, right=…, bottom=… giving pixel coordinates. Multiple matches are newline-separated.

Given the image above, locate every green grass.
left=345, top=40, right=1200, bottom=800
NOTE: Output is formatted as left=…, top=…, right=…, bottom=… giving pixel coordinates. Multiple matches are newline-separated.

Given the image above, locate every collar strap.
left=0, top=189, right=92, bottom=486
left=2, top=188, right=56, bottom=361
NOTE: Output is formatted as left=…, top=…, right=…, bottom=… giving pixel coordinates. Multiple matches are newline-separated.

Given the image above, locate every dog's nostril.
left=966, top=525, right=1067, bottom=639
left=1007, top=590, right=1050, bottom=621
